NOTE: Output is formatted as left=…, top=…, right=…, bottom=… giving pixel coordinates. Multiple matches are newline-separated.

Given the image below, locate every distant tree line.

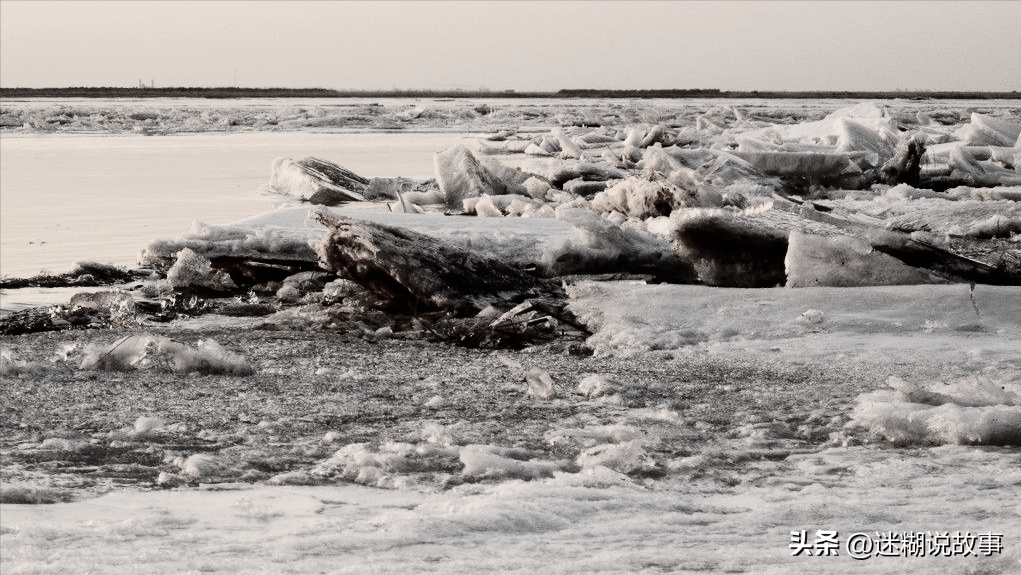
left=556, top=89, right=725, bottom=98
left=0, top=87, right=548, bottom=99
left=555, top=89, right=1021, bottom=100
left=1, top=86, right=1018, bottom=100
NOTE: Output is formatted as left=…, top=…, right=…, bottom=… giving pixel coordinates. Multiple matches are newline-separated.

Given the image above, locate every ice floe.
left=850, top=376, right=1021, bottom=446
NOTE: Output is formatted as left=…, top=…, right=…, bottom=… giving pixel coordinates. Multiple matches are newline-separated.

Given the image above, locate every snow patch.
left=78, top=334, right=253, bottom=375
left=156, top=338, right=255, bottom=375
left=850, top=375, right=1021, bottom=446
left=459, top=445, right=570, bottom=480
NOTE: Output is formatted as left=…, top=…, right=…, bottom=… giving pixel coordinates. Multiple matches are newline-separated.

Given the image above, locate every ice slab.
left=566, top=282, right=1021, bottom=357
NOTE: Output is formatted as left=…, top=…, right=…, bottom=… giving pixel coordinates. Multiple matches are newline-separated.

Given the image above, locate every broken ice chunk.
left=80, top=334, right=152, bottom=371
left=156, top=338, right=254, bottom=375
left=434, top=145, right=508, bottom=212
left=166, top=248, right=237, bottom=292
left=784, top=232, right=941, bottom=287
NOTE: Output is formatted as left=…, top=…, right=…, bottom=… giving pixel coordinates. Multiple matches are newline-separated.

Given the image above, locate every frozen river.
left=4, top=95, right=1018, bottom=281
left=2, top=97, right=1019, bottom=575
left=0, top=131, right=473, bottom=279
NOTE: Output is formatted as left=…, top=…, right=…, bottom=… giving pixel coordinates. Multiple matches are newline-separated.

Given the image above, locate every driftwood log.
left=313, top=209, right=559, bottom=315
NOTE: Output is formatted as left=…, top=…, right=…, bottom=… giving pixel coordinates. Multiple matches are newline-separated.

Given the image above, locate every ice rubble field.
left=2, top=96, right=1019, bottom=137
left=131, top=99, right=1021, bottom=290
left=3, top=97, right=1021, bottom=573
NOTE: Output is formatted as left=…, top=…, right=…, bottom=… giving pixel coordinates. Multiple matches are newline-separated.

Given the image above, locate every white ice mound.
left=434, top=144, right=508, bottom=212
left=459, top=445, right=570, bottom=480
left=157, top=337, right=255, bottom=375
left=590, top=176, right=720, bottom=219
left=546, top=424, right=658, bottom=475
left=850, top=376, right=1021, bottom=446
left=166, top=247, right=238, bottom=291
left=575, top=440, right=657, bottom=475
left=80, top=334, right=152, bottom=371
left=264, top=157, right=368, bottom=205
left=733, top=102, right=895, bottom=151
left=956, top=112, right=1021, bottom=147
left=180, top=453, right=226, bottom=478
left=310, top=441, right=458, bottom=489
left=79, top=333, right=253, bottom=375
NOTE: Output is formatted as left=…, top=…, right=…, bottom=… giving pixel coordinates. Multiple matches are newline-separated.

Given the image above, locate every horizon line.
left=3, top=86, right=1020, bottom=100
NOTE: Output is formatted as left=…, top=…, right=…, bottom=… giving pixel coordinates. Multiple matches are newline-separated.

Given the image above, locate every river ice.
left=0, top=131, right=480, bottom=280
left=3, top=288, right=1019, bottom=573
left=1, top=97, right=1019, bottom=574
left=3, top=279, right=1019, bottom=573
left=3, top=451, right=1018, bottom=575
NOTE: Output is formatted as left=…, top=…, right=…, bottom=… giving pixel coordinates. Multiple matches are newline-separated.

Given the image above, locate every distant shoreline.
left=2, top=87, right=1019, bottom=100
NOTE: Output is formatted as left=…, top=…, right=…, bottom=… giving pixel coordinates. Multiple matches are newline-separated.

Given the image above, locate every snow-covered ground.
left=3, top=450, right=1018, bottom=575
left=2, top=97, right=1020, bottom=574
left=2, top=284, right=1019, bottom=573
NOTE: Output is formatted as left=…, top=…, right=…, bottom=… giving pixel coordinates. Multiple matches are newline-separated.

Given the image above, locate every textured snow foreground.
left=2, top=284, right=1020, bottom=574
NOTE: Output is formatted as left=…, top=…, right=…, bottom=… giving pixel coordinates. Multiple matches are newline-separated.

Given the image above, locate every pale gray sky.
left=1, top=0, right=1019, bottom=92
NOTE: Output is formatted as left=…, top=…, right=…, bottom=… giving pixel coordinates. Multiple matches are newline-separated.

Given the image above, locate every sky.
left=1, top=0, right=1020, bottom=93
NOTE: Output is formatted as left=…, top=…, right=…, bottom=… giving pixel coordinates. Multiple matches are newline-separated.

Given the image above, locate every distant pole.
left=234, top=69, right=237, bottom=88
